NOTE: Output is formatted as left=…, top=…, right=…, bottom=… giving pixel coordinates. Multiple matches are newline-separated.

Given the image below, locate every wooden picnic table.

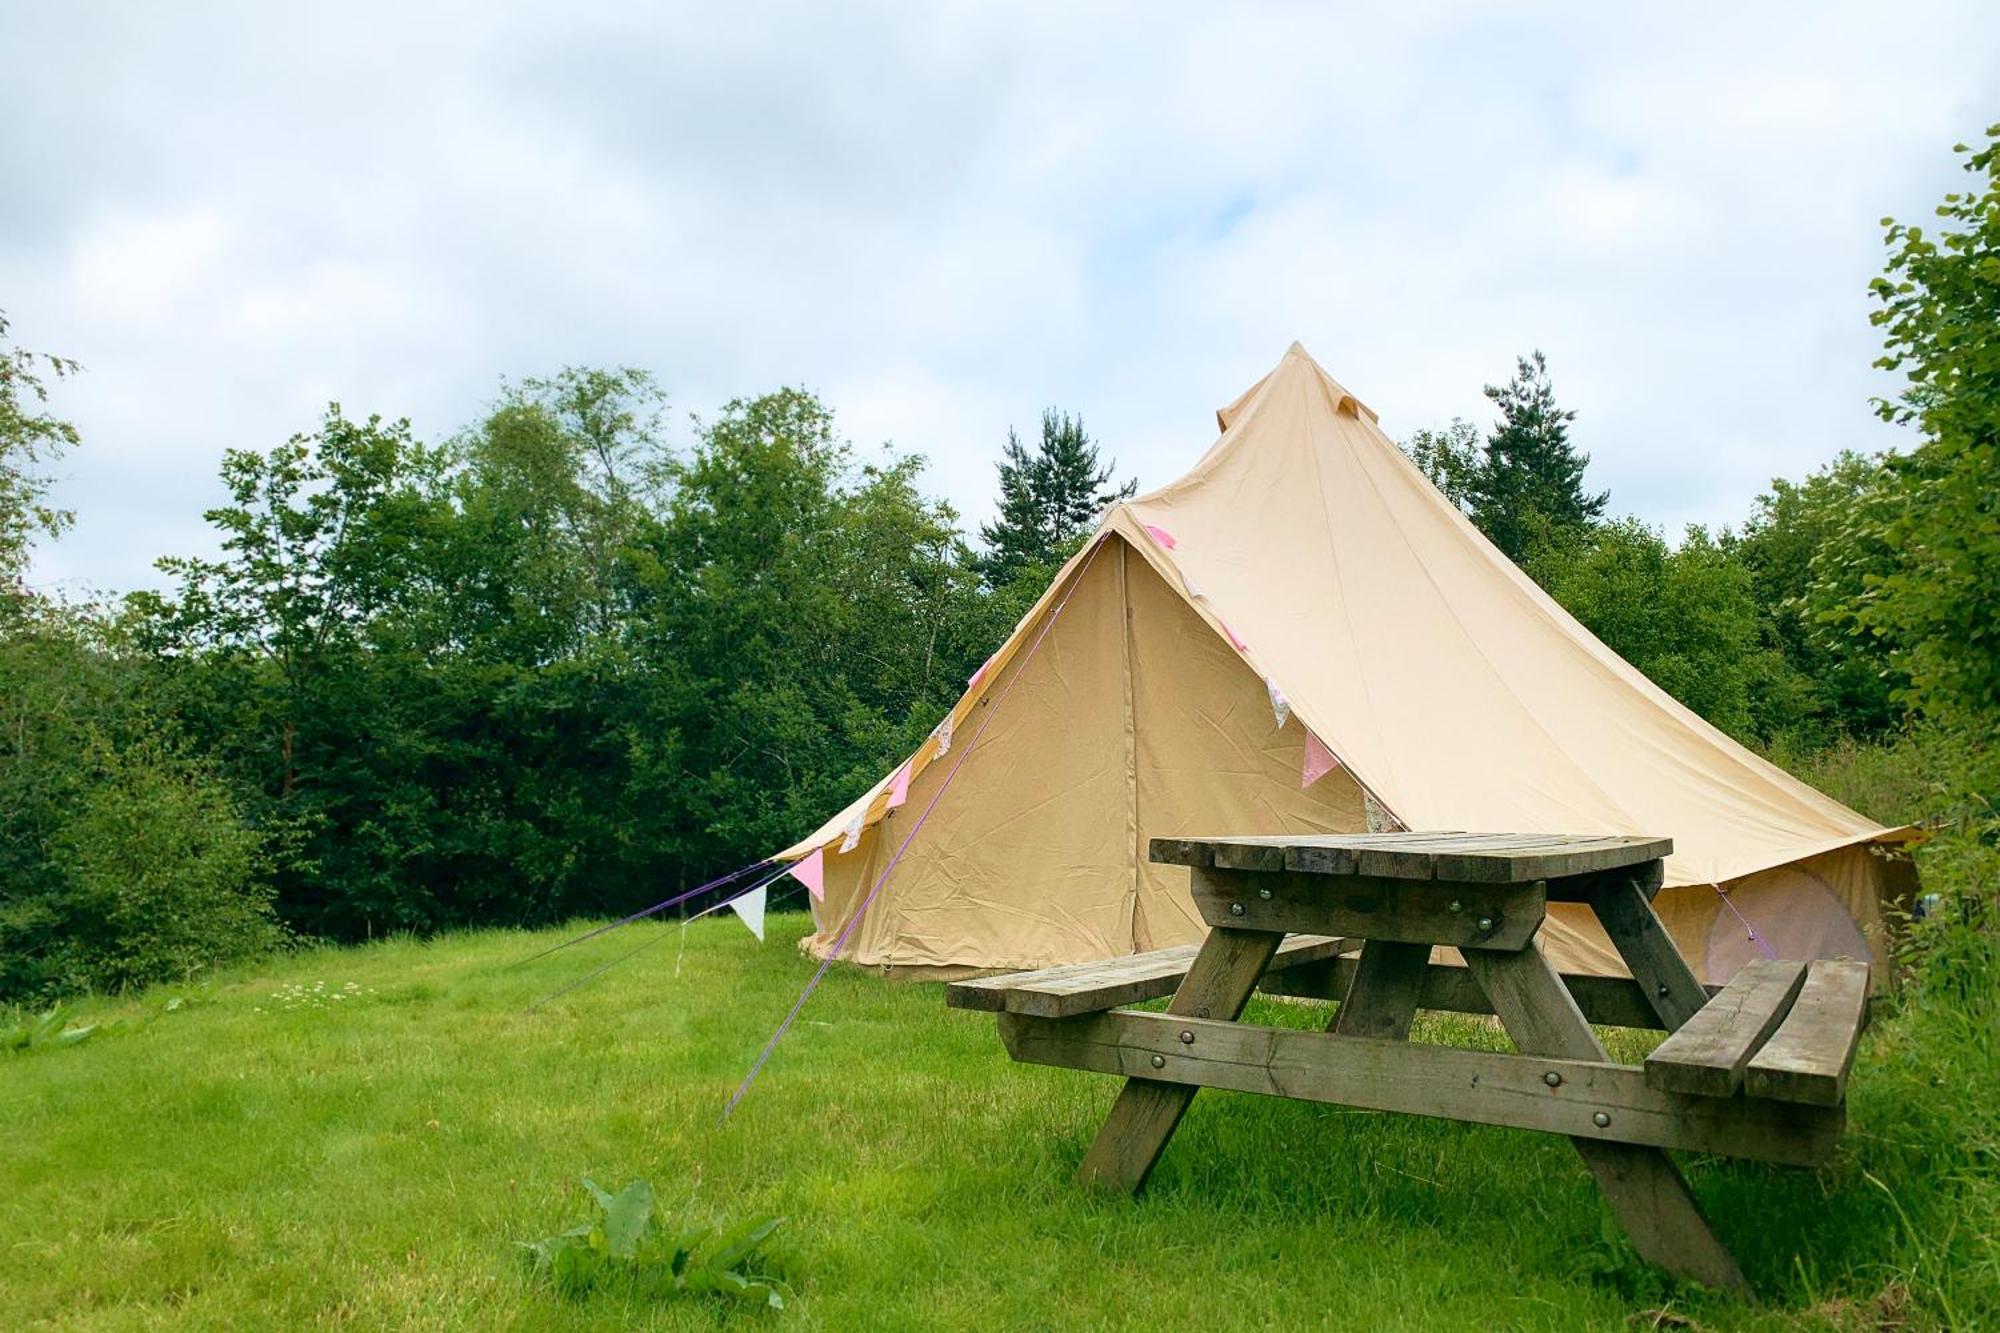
left=948, top=832, right=1871, bottom=1295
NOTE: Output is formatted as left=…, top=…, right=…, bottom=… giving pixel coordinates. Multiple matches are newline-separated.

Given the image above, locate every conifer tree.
left=1467, top=351, right=1606, bottom=562
left=977, top=410, right=1134, bottom=586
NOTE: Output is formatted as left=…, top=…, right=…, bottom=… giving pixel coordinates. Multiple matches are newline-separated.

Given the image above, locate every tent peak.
left=1217, top=342, right=1378, bottom=432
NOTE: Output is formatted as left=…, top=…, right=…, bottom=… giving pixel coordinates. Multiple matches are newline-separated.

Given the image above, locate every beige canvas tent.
left=779, top=344, right=1917, bottom=984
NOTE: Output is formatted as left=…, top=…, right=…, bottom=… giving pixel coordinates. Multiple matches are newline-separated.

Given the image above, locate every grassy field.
left=4, top=913, right=1992, bottom=1331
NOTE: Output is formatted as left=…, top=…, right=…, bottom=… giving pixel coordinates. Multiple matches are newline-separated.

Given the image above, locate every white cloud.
left=3, top=0, right=1995, bottom=595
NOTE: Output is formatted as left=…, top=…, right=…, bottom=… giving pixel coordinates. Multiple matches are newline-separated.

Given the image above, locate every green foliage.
left=976, top=409, right=1134, bottom=587
left=0, top=309, right=82, bottom=588
left=519, top=1177, right=790, bottom=1308
left=0, top=1002, right=101, bottom=1053
left=1838, top=125, right=2000, bottom=731
left=1731, top=452, right=1907, bottom=742
left=49, top=736, right=279, bottom=994
left=633, top=389, right=987, bottom=869
left=1466, top=351, right=1606, bottom=563
left=120, top=377, right=994, bottom=945
left=1530, top=519, right=1788, bottom=740
left=0, top=570, right=276, bottom=1002
left=1400, top=417, right=1483, bottom=512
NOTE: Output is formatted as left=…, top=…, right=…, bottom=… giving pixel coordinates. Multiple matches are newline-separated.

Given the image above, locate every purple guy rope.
left=722, top=542, right=1107, bottom=1121
left=511, top=859, right=776, bottom=968
left=526, top=862, right=790, bottom=1009
left=1713, top=885, right=1780, bottom=962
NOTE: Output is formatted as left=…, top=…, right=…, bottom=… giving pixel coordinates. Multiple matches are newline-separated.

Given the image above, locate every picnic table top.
left=1149, top=831, right=1672, bottom=884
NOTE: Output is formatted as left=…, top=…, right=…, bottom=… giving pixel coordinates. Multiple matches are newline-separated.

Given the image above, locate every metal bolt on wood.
left=1179, top=1030, right=1195, bottom=1044
left=1258, top=887, right=1273, bottom=900
left=1150, top=1054, right=1166, bottom=1069
left=1229, top=902, right=1245, bottom=916
left=1592, top=1111, right=1611, bottom=1128
left=1476, top=917, right=1495, bottom=933
left=1449, top=900, right=1463, bottom=913
left=1543, top=1070, right=1562, bottom=1087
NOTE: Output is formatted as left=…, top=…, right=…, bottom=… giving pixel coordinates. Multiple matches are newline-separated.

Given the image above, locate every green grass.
left=4, top=914, right=1992, bottom=1330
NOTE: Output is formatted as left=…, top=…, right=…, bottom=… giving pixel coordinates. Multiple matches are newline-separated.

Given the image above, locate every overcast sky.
left=5, top=3, right=1995, bottom=596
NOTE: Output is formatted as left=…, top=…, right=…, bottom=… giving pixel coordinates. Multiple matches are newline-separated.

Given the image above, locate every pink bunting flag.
left=787, top=846, right=826, bottom=901
left=1220, top=619, right=1249, bottom=652
left=1142, top=523, right=1177, bottom=549
left=1302, top=731, right=1341, bottom=789
left=886, top=762, right=911, bottom=810
left=969, top=652, right=996, bottom=688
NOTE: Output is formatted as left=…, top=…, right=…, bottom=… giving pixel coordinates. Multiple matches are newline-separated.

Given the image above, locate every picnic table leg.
left=1076, top=924, right=1281, bottom=1194
left=1330, top=939, right=1430, bottom=1040
left=1589, top=870, right=1709, bottom=1032
left=1465, top=942, right=1751, bottom=1295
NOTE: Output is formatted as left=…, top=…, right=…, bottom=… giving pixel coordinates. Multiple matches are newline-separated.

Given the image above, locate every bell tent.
left=778, top=344, right=1915, bottom=984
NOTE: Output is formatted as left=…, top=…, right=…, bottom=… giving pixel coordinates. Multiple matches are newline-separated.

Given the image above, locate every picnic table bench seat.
left=946, top=831, right=1874, bottom=1297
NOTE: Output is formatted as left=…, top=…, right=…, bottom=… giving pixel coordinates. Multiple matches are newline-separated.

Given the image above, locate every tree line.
left=4, top=129, right=1995, bottom=1004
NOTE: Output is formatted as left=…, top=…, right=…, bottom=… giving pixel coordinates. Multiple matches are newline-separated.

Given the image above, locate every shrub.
left=46, top=738, right=281, bottom=995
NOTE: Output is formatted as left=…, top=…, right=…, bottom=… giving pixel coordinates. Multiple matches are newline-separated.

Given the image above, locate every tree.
left=628, top=389, right=984, bottom=873
left=976, top=410, right=1134, bottom=587
left=1832, top=125, right=2000, bottom=730
left=1467, top=351, right=1606, bottom=564
left=1732, top=452, right=1907, bottom=741
left=1535, top=519, right=1782, bottom=740
left=1401, top=418, right=1483, bottom=512
left=0, top=310, right=81, bottom=594
left=134, top=408, right=456, bottom=936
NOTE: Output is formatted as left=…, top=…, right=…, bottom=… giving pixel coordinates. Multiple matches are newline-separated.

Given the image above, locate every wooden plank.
left=1330, top=940, right=1430, bottom=1041
left=998, top=1010, right=1842, bottom=1168
left=1153, top=833, right=1675, bottom=885
left=1590, top=874, right=1710, bottom=1031
left=1465, top=944, right=1751, bottom=1294
left=1745, top=959, right=1870, bottom=1106
left=1645, top=960, right=1808, bottom=1097
left=1190, top=868, right=1544, bottom=951
left=1260, top=954, right=1722, bottom=1030
left=945, top=934, right=1352, bottom=1018
left=1148, top=837, right=1215, bottom=868
left=1074, top=917, right=1280, bottom=1194
left=1542, top=859, right=1665, bottom=903
left=1430, top=836, right=1673, bottom=884
left=1211, top=841, right=1289, bottom=872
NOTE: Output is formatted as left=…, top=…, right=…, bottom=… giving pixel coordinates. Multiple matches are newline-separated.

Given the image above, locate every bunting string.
left=521, top=862, right=789, bottom=1008
left=509, top=858, right=776, bottom=969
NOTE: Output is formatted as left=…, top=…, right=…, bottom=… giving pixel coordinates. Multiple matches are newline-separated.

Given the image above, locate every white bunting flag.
left=726, top=884, right=768, bottom=942
left=838, top=810, right=865, bottom=853
left=1267, top=681, right=1291, bottom=729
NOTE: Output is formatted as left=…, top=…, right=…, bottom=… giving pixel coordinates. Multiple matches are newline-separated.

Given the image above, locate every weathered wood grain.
left=1645, top=960, right=1808, bottom=1097
left=998, top=1009, right=1842, bottom=1168
left=1465, top=943, right=1752, bottom=1294
left=1190, top=868, right=1544, bottom=951
left=1329, top=939, right=1431, bottom=1041
left=1745, top=959, right=1870, bottom=1106
left=1150, top=832, right=1672, bottom=884
left=1543, top=859, right=1666, bottom=903
left=1259, top=953, right=1722, bottom=1030
left=945, top=934, right=1353, bottom=1018
left=1589, top=873, right=1710, bottom=1031
left=1074, top=916, right=1280, bottom=1194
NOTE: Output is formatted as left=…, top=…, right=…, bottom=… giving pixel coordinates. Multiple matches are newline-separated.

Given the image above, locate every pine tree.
left=977, top=410, right=1134, bottom=587
left=1467, top=351, right=1606, bottom=563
